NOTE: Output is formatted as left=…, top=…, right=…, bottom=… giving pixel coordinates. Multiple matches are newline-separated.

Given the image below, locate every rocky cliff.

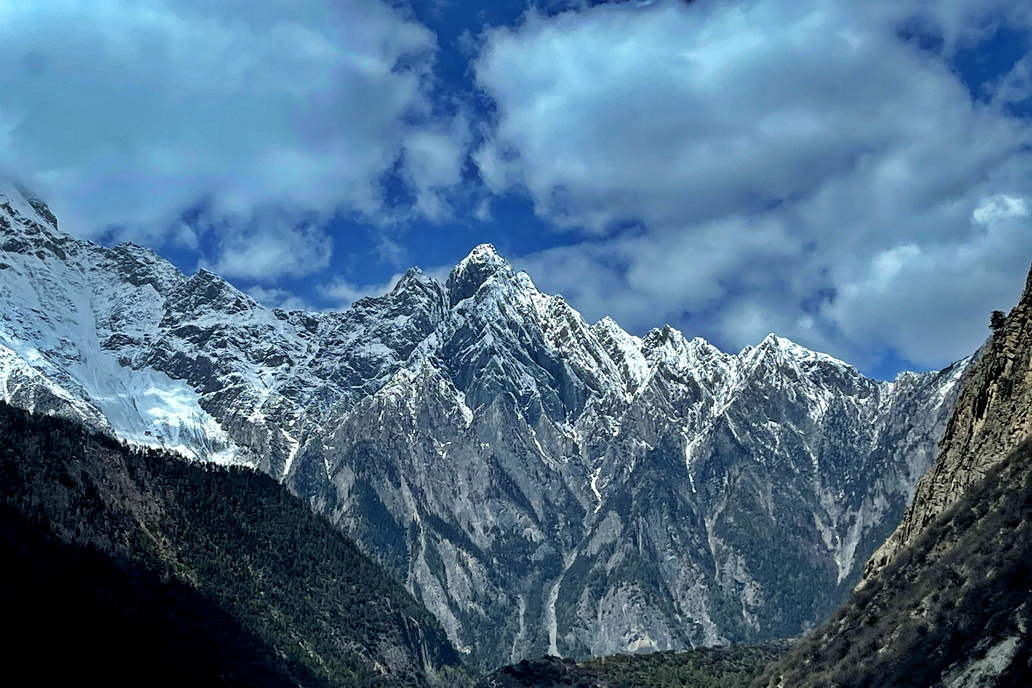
left=866, top=262, right=1032, bottom=578
left=755, top=439, right=1032, bottom=688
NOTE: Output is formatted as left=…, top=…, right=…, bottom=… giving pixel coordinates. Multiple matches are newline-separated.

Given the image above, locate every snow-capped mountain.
left=0, top=184, right=968, bottom=668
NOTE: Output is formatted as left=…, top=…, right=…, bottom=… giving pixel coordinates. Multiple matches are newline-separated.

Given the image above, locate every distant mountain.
left=0, top=400, right=468, bottom=687
left=755, top=261, right=1032, bottom=688
left=0, top=183, right=969, bottom=669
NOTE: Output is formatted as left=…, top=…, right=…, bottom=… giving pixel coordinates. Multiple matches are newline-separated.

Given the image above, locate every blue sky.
left=1, top=0, right=1031, bottom=379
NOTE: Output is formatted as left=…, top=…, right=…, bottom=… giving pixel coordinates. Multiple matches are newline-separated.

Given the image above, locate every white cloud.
left=826, top=196, right=1032, bottom=366
left=318, top=274, right=402, bottom=309
left=992, top=55, right=1032, bottom=108
left=403, top=116, right=472, bottom=221
left=973, top=194, right=1029, bottom=224
left=0, top=0, right=467, bottom=279
left=891, top=0, right=1032, bottom=54
left=477, top=0, right=1032, bottom=372
left=246, top=285, right=312, bottom=311
left=198, top=207, right=333, bottom=282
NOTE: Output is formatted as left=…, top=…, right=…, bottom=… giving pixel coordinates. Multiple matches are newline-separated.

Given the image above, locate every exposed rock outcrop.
left=866, top=263, right=1032, bottom=578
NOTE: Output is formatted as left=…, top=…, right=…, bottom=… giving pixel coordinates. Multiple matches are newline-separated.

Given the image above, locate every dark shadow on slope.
left=0, top=401, right=469, bottom=688
left=0, top=503, right=325, bottom=687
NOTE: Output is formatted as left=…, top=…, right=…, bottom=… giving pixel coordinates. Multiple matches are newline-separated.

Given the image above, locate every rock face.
left=0, top=184, right=969, bottom=669
left=865, top=264, right=1032, bottom=578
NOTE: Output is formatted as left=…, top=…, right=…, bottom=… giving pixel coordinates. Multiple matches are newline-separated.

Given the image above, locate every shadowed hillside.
left=0, top=401, right=471, bottom=688
left=475, top=644, right=786, bottom=688
left=754, top=438, right=1032, bottom=687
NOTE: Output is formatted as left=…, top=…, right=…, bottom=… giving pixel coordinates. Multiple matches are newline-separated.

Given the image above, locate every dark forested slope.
left=474, top=645, right=785, bottom=688
left=0, top=401, right=469, bottom=688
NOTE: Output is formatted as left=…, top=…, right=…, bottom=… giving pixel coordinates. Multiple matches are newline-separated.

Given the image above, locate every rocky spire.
left=446, top=243, right=512, bottom=306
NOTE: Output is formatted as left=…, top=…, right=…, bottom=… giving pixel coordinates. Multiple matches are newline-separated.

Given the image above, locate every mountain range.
left=0, top=183, right=971, bottom=669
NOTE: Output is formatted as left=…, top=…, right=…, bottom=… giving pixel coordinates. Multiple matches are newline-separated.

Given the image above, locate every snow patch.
left=590, top=466, right=604, bottom=511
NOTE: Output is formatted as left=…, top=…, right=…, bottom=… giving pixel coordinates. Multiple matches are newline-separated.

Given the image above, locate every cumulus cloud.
left=827, top=195, right=1032, bottom=365
left=993, top=55, right=1032, bottom=108
left=197, top=207, right=333, bottom=282
left=403, top=116, right=472, bottom=221
left=477, top=0, right=1032, bottom=373
left=318, top=274, right=403, bottom=309
left=894, top=0, right=1032, bottom=54
left=246, top=285, right=312, bottom=312
left=0, top=0, right=466, bottom=280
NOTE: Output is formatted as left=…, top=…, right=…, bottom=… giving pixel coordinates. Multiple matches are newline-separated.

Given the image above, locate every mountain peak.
left=746, top=332, right=850, bottom=369
left=0, top=181, right=59, bottom=232
left=460, top=243, right=506, bottom=267
left=400, top=265, right=429, bottom=281
left=643, top=326, right=727, bottom=372
left=642, top=325, right=690, bottom=365
left=192, top=267, right=222, bottom=281
left=446, top=243, right=513, bottom=306
left=390, top=266, right=439, bottom=294
left=168, top=267, right=261, bottom=318
left=756, top=332, right=806, bottom=353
